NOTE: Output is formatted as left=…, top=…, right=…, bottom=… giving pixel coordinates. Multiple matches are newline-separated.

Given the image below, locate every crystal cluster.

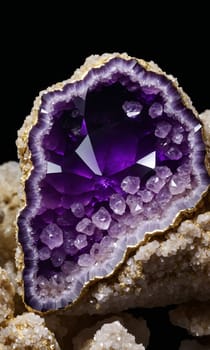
left=17, top=54, right=209, bottom=312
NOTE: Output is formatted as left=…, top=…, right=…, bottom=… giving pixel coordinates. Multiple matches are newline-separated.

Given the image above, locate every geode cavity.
left=17, top=53, right=209, bottom=312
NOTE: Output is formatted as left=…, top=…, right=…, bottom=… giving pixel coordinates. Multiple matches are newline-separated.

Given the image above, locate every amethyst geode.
left=17, top=53, right=209, bottom=312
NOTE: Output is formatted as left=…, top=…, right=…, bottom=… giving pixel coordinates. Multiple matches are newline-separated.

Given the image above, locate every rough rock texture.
left=179, top=339, right=210, bottom=350
left=200, top=110, right=210, bottom=175
left=74, top=320, right=145, bottom=350
left=72, top=314, right=149, bottom=350
left=170, top=301, right=210, bottom=336
left=0, top=162, right=20, bottom=265
left=0, top=313, right=60, bottom=350
left=0, top=267, right=15, bottom=326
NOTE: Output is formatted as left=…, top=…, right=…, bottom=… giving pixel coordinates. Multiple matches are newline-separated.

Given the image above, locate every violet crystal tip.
left=17, top=53, right=209, bottom=312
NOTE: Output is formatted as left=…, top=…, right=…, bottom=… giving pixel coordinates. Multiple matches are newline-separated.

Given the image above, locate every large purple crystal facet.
left=18, top=56, right=209, bottom=312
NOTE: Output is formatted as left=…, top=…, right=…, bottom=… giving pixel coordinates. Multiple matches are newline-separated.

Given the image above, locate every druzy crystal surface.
left=18, top=55, right=209, bottom=312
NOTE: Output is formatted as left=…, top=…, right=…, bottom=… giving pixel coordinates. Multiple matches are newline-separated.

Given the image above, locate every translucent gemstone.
left=51, top=247, right=66, bottom=267
left=137, top=189, right=154, bottom=203
left=146, top=175, right=165, bottom=193
left=173, top=124, right=184, bottom=134
left=108, top=221, right=126, bottom=238
left=78, top=253, right=94, bottom=267
left=61, top=260, right=76, bottom=275
left=144, top=201, right=160, bottom=218
left=76, top=218, right=95, bottom=236
left=169, top=174, right=188, bottom=195
left=109, top=193, right=126, bottom=215
left=90, top=243, right=101, bottom=260
left=40, top=223, right=63, bottom=250
left=156, top=186, right=172, bottom=207
left=93, top=229, right=103, bottom=242
left=37, top=275, right=49, bottom=289
left=121, top=176, right=140, bottom=195
left=156, top=166, right=172, bottom=179
left=50, top=272, right=65, bottom=286
left=126, top=195, right=143, bottom=215
left=172, top=132, right=183, bottom=144
left=63, top=234, right=78, bottom=256
left=100, top=235, right=113, bottom=251
left=70, top=202, right=85, bottom=218
left=148, top=102, right=163, bottom=118
left=74, top=234, right=88, bottom=250
left=122, top=100, right=143, bottom=118
left=92, top=207, right=111, bottom=230
left=177, top=162, right=191, bottom=176
left=155, top=121, right=172, bottom=138
left=166, top=146, right=183, bottom=160
left=39, top=246, right=51, bottom=261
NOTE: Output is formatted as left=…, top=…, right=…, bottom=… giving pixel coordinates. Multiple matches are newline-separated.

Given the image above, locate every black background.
left=1, top=6, right=209, bottom=349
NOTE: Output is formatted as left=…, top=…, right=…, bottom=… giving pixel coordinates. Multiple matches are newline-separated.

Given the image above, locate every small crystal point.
left=92, top=207, right=111, bottom=230
left=40, top=223, right=63, bottom=250
left=122, top=100, right=143, bottom=118
left=121, top=176, right=140, bottom=195
left=109, top=193, right=126, bottom=215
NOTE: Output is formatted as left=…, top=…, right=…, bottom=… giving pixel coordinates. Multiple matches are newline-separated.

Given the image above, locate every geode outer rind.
left=16, top=53, right=210, bottom=313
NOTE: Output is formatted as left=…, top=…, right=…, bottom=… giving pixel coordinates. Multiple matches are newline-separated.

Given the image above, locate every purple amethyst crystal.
left=18, top=55, right=209, bottom=312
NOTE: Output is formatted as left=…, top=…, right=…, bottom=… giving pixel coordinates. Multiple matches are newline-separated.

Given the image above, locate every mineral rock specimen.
left=76, top=320, right=145, bottom=350
left=16, top=53, right=209, bottom=312
left=72, top=314, right=149, bottom=350
left=0, top=312, right=60, bottom=350
left=0, top=162, right=20, bottom=265
left=170, top=301, right=210, bottom=336
left=0, top=267, right=15, bottom=326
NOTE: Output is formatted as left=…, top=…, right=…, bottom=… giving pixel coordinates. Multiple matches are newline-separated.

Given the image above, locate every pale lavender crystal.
left=155, top=121, right=172, bottom=138
left=148, top=102, right=163, bottom=118
left=109, top=193, right=126, bottom=215
left=122, top=100, right=143, bottom=118
left=137, top=189, right=154, bottom=203
left=76, top=218, right=95, bottom=236
left=74, top=234, right=88, bottom=249
left=61, top=260, right=76, bottom=274
left=37, top=275, right=49, bottom=289
left=121, top=176, right=140, bottom=194
left=39, top=246, right=51, bottom=261
left=172, top=132, right=184, bottom=144
left=90, top=243, right=100, bottom=258
left=156, top=186, right=172, bottom=208
left=126, top=195, right=144, bottom=215
left=40, top=223, right=63, bottom=250
left=144, top=201, right=161, bottom=218
left=108, top=221, right=126, bottom=238
left=166, top=146, right=183, bottom=160
left=63, top=234, right=78, bottom=255
left=177, top=162, right=191, bottom=176
left=51, top=247, right=66, bottom=267
left=70, top=202, right=85, bottom=218
left=169, top=174, right=190, bottom=195
left=146, top=175, right=165, bottom=194
left=78, top=253, right=94, bottom=267
left=100, top=236, right=113, bottom=251
left=92, top=207, right=111, bottom=230
left=156, top=166, right=172, bottom=179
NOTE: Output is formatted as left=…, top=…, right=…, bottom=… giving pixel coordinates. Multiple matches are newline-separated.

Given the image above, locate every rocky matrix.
left=17, top=54, right=209, bottom=312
